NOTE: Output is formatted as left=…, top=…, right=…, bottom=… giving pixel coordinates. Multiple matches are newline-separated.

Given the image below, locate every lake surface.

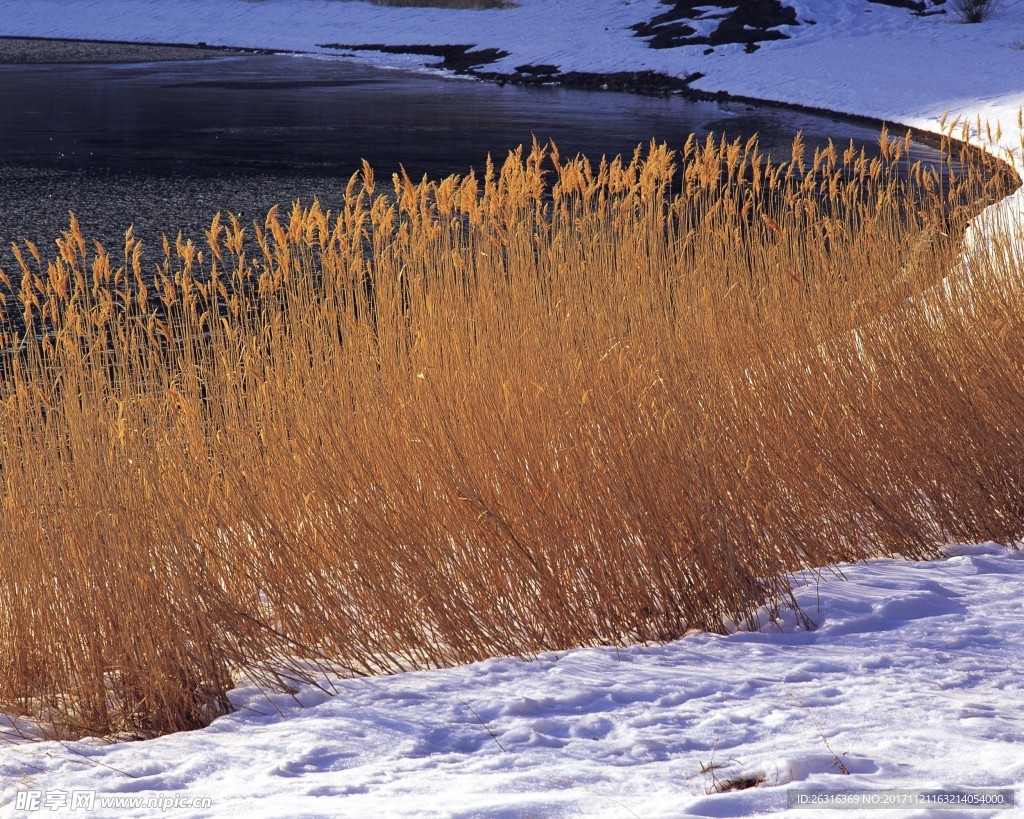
left=0, top=54, right=955, bottom=269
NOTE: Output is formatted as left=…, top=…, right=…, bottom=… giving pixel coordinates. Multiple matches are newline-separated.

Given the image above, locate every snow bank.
left=2, top=544, right=1022, bottom=816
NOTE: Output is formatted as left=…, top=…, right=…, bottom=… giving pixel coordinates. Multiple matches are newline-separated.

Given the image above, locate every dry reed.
left=0, top=128, right=1020, bottom=738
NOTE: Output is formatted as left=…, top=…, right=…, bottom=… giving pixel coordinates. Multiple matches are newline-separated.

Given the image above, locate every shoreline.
left=0, top=35, right=270, bottom=64
left=4, top=34, right=1015, bottom=195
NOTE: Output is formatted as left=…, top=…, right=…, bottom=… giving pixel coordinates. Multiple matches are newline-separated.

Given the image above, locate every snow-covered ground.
left=2, top=545, right=1022, bottom=817
left=1, top=2, right=1023, bottom=816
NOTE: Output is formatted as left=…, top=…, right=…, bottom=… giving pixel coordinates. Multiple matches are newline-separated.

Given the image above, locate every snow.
left=2, top=545, right=1022, bottom=816
left=1, top=2, right=1023, bottom=816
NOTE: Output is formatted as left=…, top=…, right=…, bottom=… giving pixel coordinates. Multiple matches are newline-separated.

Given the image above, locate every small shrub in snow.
left=952, top=0, right=998, bottom=23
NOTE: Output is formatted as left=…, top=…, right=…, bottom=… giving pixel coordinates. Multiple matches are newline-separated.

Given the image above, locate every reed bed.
left=0, top=130, right=1020, bottom=739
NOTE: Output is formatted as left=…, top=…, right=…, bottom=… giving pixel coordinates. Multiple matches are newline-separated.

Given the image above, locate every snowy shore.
left=1, top=0, right=1022, bottom=142
left=1, top=2, right=1023, bottom=817
left=2, top=0, right=1021, bottom=216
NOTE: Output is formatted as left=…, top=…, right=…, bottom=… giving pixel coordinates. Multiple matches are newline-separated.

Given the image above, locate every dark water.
left=0, top=54, right=952, bottom=268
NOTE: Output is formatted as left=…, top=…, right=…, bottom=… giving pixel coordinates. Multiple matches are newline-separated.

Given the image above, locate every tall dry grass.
left=0, top=128, right=1020, bottom=738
